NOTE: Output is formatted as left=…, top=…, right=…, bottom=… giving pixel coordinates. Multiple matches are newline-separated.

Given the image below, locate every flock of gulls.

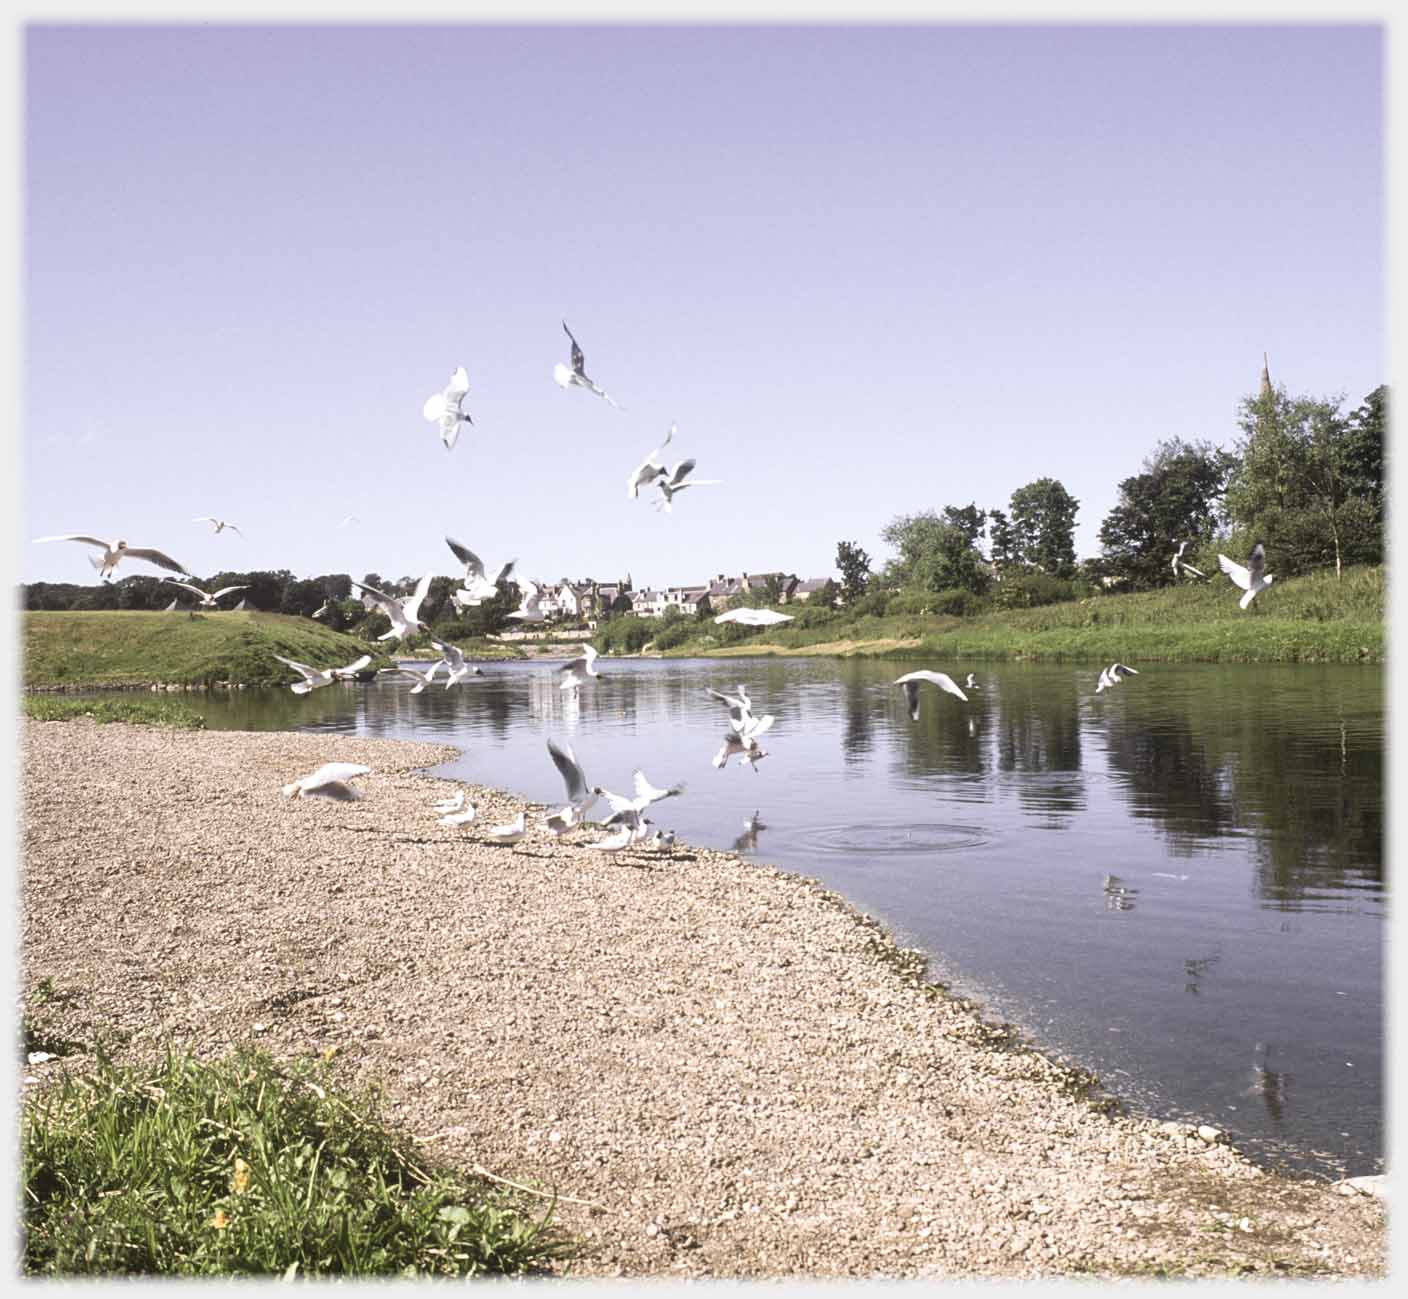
left=33, top=322, right=1278, bottom=858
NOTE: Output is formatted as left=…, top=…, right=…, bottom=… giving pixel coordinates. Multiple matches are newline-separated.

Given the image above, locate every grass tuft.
left=22, top=1045, right=569, bottom=1278
left=22, top=696, right=210, bottom=728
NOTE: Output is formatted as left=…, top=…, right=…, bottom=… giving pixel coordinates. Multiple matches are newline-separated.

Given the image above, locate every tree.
left=1008, top=478, right=1079, bottom=578
left=1224, top=385, right=1384, bottom=577
left=835, top=541, right=872, bottom=604
left=879, top=511, right=990, bottom=596
left=986, top=509, right=1017, bottom=575
left=1097, top=439, right=1237, bottom=589
left=942, top=503, right=987, bottom=546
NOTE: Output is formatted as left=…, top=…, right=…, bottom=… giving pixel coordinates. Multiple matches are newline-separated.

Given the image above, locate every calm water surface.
left=192, top=657, right=1384, bottom=1179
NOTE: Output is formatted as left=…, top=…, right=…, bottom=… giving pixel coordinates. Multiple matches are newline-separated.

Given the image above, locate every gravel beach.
left=19, top=720, right=1387, bottom=1279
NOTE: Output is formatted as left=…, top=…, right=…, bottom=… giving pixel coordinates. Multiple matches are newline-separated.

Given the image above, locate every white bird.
left=429, top=638, right=482, bottom=687
left=423, top=365, right=472, bottom=450
left=714, top=607, right=793, bottom=626
left=163, top=579, right=249, bottom=609
left=626, top=423, right=675, bottom=499
left=658, top=828, right=676, bottom=850
left=1172, top=540, right=1206, bottom=580
left=964, top=673, right=981, bottom=690
left=559, top=643, right=602, bottom=691
left=445, top=537, right=516, bottom=608
left=1095, top=662, right=1139, bottom=694
left=33, top=535, right=189, bottom=581
left=439, top=802, right=478, bottom=828
left=433, top=789, right=466, bottom=814
left=192, top=516, right=244, bottom=537
left=713, top=714, right=774, bottom=770
left=352, top=574, right=433, bottom=641
left=281, top=762, right=370, bottom=801
left=553, top=319, right=621, bottom=408
left=163, top=597, right=180, bottom=612
left=377, top=662, right=441, bottom=694
left=337, top=514, right=359, bottom=529
left=652, top=460, right=723, bottom=513
left=311, top=601, right=330, bottom=620
left=894, top=670, right=968, bottom=721
left=546, top=738, right=600, bottom=819
left=544, top=804, right=586, bottom=837
left=733, top=809, right=767, bottom=853
left=272, top=653, right=371, bottom=695
left=585, top=824, right=637, bottom=853
left=706, top=684, right=755, bottom=732
left=232, top=598, right=248, bottom=611
left=1219, top=544, right=1274, bottom=610
left=1095, top=665, right=1114, bottom=693
left=630, top=768, right=687, bottom=808
left=505, top=579, right=545, bottom=624
left=483, top=810, right=527, bottom=845
left=593, top=770, right=687, bottom=826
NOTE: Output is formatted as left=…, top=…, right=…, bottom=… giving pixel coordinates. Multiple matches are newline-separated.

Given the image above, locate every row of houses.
left=521, top=572, right=835, bottom=622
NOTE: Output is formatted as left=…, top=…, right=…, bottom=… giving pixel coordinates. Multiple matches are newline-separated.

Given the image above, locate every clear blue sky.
left=20, top=22, right=1384, bottom=590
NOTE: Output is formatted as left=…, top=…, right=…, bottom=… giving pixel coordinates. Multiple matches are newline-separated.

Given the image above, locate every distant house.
left=789, top=577, right=833, bottom=603
left=631, top=588, right=670, bottom=618
left=740, top=571, right=797, bottom=600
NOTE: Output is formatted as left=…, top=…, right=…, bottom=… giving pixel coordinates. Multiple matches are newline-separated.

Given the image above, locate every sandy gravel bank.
left=20, top=721, right=1385, bottom=1279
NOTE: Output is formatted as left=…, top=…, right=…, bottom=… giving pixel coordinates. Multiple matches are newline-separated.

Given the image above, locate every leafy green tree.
left=1008, top=478, right=1079, bottom=578
left=986, top=509, right=1018, bottom=574
left=880, top=511, right=990, bottom=596
left=941, top=503, right=987, bottom=546
left=1097, top=439, right=1237, bottom=589
left=835, top=541, right=871, bottom=604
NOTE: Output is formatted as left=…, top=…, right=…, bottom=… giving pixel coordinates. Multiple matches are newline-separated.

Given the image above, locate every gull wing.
left=272, top=654, right=320, bottom=681
left=336, top=654, right=372, bottom=675
left=595, top=786, right=638, bottom=816
left=742, top=713, right=775, bottom=740
left=1247, top=543, right=1267, bottom=583
left=422, top=392, right=447, bottom=422
left=446, top=365, right=470, bottom=399
left=1217, top=554, right=1250, bottom=591
left=164, top=579, right=207, bottom=599
left=400, top=573, right=435, bottom=624
left=633, top=769, right=685, bottom=805
left=667, top=458, right=697, bottom=486
left=1182, top=561, right=1205, bottom=578
left=122, top=547, right=188, bottom=574
left=445, top=536, right=485, bottom=578
left=894, top=670, right=969, bottom=702
left=351, top=579, right=395, bottom=608
left=547, top=738, right=590, bottom=805
left=211, top=586, right=248, bottom=600
left=34, top=534, right=109, bottom=548
left=491, top=558, right=517, bottom=585
left=562, top=319, right=586, bottom=376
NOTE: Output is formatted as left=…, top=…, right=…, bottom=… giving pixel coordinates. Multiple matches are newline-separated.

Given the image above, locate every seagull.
left=433, top=789, right=467, bottom=814
left=377, top=662, right=441, bottom=694
left=483, top=811, right=527, bottom=845
left=281, top=762, right=370, bottom=801
left=1218, top=543, right=1274, bottom=610
left=505, top=580, right=545, bottom=623
left=1172, top=540, right=1206, bottom=580
left=337, top=514, right=359, bottom=529
left=652, top=460, right=723, bottom=513
left=1096, top=662, right=1139, bottom=693
left=311, top=601, right=330, bottom=620
left=351, top=575, right=433, bottom=641
left=713, top=714, right=774, bottom=770
left=714, top=608, right=794, bottom=626
left=594, top=769, right=687, bottom=826
left=559, top=643, right=602, bottom=691
left=553, top=319, right=621, bottom=408
left=162, top=579, right=249, bottom=609
left=964, top=673, right=981, bottom=691
left=544, top=804, right=587, bottom=837
left=439, top=802, right=478, bottom=828
left=272, top=653, right=372, bottom=695
left=546, top=738, right=600, bottom=820
left=423, top=365, right=472, bottom=450
left=332, top=656, right=372, bottom=681
left=192, top=516, right=244, bottom=537
left=626, top=423, right=675, bottom=498
left=733, top=809, right=767, bottom=853
left=894, top=670, right=969, bottom=721
left=445, top=537, right=516, bottom=608
left=706, top=684, right=755, bottom=732
left=585, top=824, right=638, bottom=853
left=429, top=638, right=482, bottom=687
left=33, top=535, right=189, bottom=581
left=163, top=597, right=180, bottom=612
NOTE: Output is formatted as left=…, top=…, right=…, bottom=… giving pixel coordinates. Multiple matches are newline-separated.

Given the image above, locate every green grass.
left=664, top=565, right=1385, bottom=664
left=22, top=695, right=211, bottom=728
left=22, top=1045, right=569, bottom=1278
left=23, top=611, right=396, bottom=689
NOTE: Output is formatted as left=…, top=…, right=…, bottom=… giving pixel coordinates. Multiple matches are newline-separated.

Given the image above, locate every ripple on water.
left=796, top=821, right=990, bottom=857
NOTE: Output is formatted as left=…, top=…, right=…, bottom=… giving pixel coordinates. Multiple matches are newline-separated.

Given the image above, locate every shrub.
left=990, top=573, right=1077, bottom=610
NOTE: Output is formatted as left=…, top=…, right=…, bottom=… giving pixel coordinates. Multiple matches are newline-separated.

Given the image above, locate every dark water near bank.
left=188, top=657, right=1385, bottom=1180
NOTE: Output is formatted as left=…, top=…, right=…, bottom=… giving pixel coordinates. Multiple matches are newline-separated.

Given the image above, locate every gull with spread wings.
left=423, top=365, right=473, bottom=451
left=553, top=320, right=621, bottom=408
left=33, top=534, right=189, bottom=581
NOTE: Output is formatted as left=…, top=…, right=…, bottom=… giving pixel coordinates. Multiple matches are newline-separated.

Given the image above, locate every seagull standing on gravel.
left=423, top=366, right=473, bottom=450
left=272, top=653, right=372, bottom=695
left=192, top=516, right=244, bottom=537
left=653, top=460, right=723, bottom=513
left=1219, top=544, right=1274, bottom=610
left=553, top=320, right=621, bottom=408
left=894, top=670, right=969, bottom=721
left=714, top=607, right=793, bottom=626
left=445, top=537, right=516, bottom=608
left=33, top=534, right=189, bottom=581
left=483, top=811, right=527, bottom=845
left=559, top=644, right=602, bottom=691
left=626, top=423, right=675, bottom=498
left=281, top=763, right=370, bottom=801
left=434, top=789, right=467, bottom=815
left=439, top=800, right=478, bottom=827
left=351, top=575, right=434, bottom=642
left=163, top=579, right=249, bottom=609
left=1172, top=540, right=1206, bottom=580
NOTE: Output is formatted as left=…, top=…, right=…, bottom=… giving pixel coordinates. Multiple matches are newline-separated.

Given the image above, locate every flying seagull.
left=594, top=768, right=687, bottom=825
left=554, top=320, right=621, bottom=408
left=1172, top=540, right=1206, bottom=580
left=337, top=514, right=359, bottom=529
left=33, top=535, right=189, bottom=581
left=653, top=460, right=723, bottom=513
left=429, top=637, right=482, bottom=687
left=706, top=684, right=756, bottom=733
left=505, top=579, right=545, bottom=624
left=423, top=365, right=472, bottom=451
left=311, top=601, right=330, bottom=620
left=626, top=423, right=675, bottom=499
left=559, top=643, right=602, bottom=691
left=893, top=670, right=969, bottom=721
left=377, top=662, right=442, bottom=694
left=1218, top=544, right=1274, bottom=610
left=713, top=716, right=774, bottom=771
left=281, top=762, right=370, bottom=801
left=162, top=579, right=249, bottom=609
left=351, top=575, right=434, bottom=641
left=1095, top=663, right=1139, bottom=694
left=964, top=673, right=981, bottom=691
left=445, top=537, right=516, bottom=608
left=546, top=738, right=600, bottom=821
left=192, top=516, right=244, bottom=537
left=714, top=607, right=793, bottom=627
left=272, top=653, right=372, bottom=694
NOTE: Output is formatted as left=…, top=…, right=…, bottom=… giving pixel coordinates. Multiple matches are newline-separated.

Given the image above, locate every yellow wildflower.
left=210, top=1209, right=229, bottom=1230
left=231, top=1156, right=250, bottom=1195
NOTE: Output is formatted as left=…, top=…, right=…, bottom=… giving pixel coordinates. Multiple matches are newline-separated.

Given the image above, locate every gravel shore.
left=20, top=720, right=1386, bottom=1279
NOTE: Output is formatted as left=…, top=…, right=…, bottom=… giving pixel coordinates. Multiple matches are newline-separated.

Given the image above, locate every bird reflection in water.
left=1183, top=953, right=1220, bottom=996
left=733, top=810, right=767, bottom=854
left=1246, top=1041, right=1290, bottom=1124
left=1102, top=874, right=1139, bottom=911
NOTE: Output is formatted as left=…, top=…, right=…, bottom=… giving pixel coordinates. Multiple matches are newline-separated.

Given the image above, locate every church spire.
left=1260, top=352, right=1272, bottom=399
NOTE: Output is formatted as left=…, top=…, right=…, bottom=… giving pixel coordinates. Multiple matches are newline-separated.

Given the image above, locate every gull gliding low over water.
left=429, top=638, right=483, bottom=687
left=272, top=653, right=373, bottom=694
left=352, top=575, right=433, bottom=641
left=378, top=663, right=442, bottom=694
left=33, top=534, right=189, bottom=581
left=893, top=670, right=969, bottom=721
left=559, top=644, right=602, bottom=691
left=445, top=536, right=516, bottom=608
left=281, top=763, right=370, bottom=801
left=423, top=365, right=473, bottom=450
left=554, top=320, right=621, bottom=408
left=1219, top=543, right=1274, bottom=610
left=1095, top=663, right=1139, bottom=693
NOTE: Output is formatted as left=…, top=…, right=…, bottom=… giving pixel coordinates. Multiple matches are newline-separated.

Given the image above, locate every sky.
left=18, top=20, right=1385, bottom=592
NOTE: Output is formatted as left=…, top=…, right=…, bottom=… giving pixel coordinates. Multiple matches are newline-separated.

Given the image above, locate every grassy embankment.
left=22, top=695, right=212, bottom=727
left=669, top=565, right=1386, bottom=664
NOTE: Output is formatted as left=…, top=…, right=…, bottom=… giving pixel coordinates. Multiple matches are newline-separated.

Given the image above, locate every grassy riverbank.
left=667, top=565, right=1385, bottom=664
left=22, top=695, right=212, bottom=728
left=22, top=610, right=397, bottom=689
